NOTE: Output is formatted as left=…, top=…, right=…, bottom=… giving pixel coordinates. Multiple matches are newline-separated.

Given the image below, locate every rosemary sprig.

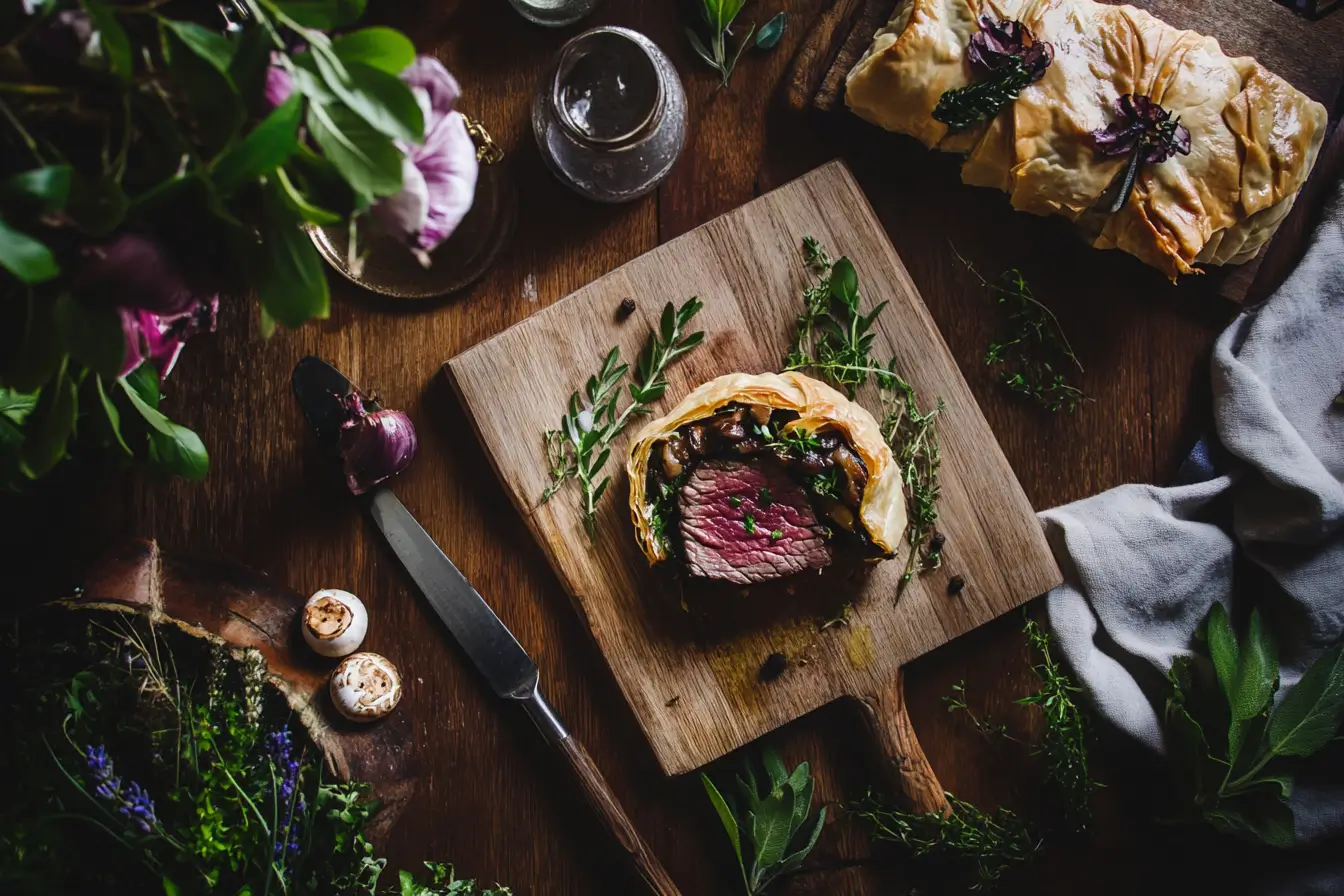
left=878, top=369, right=945, bottom=586
left=953, top=248, right=1088, bottom=412
left=851, top=790, right=1041, bottom=890
left=933, top=58, right=1034, bottom=132
left=542, top=298, right=705, bottom=540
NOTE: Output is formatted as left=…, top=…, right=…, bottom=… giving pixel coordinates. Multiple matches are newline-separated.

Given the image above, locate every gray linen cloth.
left=1040, top=181, right=1344, bottom=848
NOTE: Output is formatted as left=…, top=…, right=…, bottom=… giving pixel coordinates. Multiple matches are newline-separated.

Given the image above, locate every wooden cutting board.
left=445, top=161, right=1060, bottom=811
left=784, top=0, right=1344, bottom=304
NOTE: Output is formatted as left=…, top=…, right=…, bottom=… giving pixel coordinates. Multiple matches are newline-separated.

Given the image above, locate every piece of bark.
left=78, top=538, right=418, bottom=839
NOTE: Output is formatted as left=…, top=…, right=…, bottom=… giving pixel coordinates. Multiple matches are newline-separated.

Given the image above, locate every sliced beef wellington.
left=626, top=372, right=907, bottom=584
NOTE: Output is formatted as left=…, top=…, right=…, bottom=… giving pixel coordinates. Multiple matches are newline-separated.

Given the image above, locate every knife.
left=292, top=356, right=681, bottom=896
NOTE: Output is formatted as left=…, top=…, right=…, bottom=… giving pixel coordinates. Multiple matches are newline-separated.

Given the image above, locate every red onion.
left=338, top=394, right=418, bottom=495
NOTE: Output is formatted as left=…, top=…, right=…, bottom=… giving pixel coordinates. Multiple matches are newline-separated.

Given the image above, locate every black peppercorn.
left=759, top=652, right=788, bottom=682
left=947, top=575, right=966, bottom=595
left=929, top=531, right=946, bottom=554
left=617, top=297, right=636, bottom=319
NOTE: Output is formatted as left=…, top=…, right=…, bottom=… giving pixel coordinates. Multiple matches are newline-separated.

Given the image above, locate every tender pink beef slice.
left=678, top=458, right=832, bottom=585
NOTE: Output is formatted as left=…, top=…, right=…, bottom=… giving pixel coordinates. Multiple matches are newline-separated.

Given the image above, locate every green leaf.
left=755, top=12, right=787, bottom=50
left=702, top=773, right=746, bottom=881
left=1164, top=658, right=1214, bottom=804
left=67, top=171, right=129, bottom=236
left=1206, top=603, right=1240, bottom=706
left=273, top=167, right=341, bottom=225
left=54, top=293, right=125, bottom=379
left=787, top=765, right=812, bottom=834
left=313, top=49, right=424, bottom=144
left=274, top=0, right=367, bottom=29
left=1266, top=646, right=1344, bottom=758
left=787, top=803, right=825, bottom=858
left=1204, top=792, right=1295, bottom=848
left=163, top=26, right=244, bottom=151
left=749, top=793, right=794, bottom=871
left=119, top=378, right=208, bottom=480
left=94, top=375, right=131, bottom=455
left=161, top=876, right=180, bottom=896
left=1231, top=608, right=1278, bottom=722
left=83, top=0, right=132, bottom=78
left=124, top=359, right=160, bottom=409
left=19, top=361, right=77, bottom=479
left=0, top=389, right=38, bottom=423
left=703, top=0, right=748, bottom=33
left=250, top=178, right=330, bottom=328
left=331, top=27, right=416, bottom=74
left=3, top=165, right=71, bottom=217
left=160, top=18, right=235, bottom=72
left=829, top=256, right=858, bottom=306
left=306, top=100, right=404, bottom=199
left=229, top=23, right=273, bottom=112
left=0, top=219, right=58, bottom=284
left=212, top=93, right=305, bottom=195
left=762, top=747, right=789, bottom=791
left=684, top=27, right=719, bottom=69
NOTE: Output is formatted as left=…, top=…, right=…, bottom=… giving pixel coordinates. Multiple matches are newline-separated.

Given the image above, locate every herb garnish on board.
left=542, top=298, right=705, bottom=540
left=933, top=17, right=1054, bottom=132
left=702, top=746, right=827, bottom=895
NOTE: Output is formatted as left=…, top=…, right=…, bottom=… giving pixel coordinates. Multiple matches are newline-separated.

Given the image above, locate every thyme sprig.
left=933, top=58, right=1035, bottom=132
left=878, top=370, right=945, bottom=586
left=542, top=298, right=705, bottom=540
left=954, top=248, right=1088, bottom=412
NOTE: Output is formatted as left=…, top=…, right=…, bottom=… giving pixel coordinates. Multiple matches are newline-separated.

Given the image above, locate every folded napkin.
left=1040, top=180, right=1344, bottom=853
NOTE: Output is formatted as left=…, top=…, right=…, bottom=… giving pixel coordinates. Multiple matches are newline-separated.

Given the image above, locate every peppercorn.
left=929, top=531, right=946, bottom=554
left=759, top=652, right=788, bottom=682
left=947, top=575, right=966, bottom=596
left=617, top=297, right=636, bottom=319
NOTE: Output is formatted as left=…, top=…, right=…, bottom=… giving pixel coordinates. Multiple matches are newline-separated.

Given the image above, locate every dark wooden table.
left=22, top=1, right=1343, bottom=893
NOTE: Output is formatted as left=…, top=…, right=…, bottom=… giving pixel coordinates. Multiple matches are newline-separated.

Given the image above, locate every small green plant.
left=701, top=746, right=826, bottom=895
left=1163, top=603, right=1344, bottom=847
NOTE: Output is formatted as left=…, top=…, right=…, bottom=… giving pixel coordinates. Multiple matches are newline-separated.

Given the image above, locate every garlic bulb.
left=301, top=589, right=368, bottom=658
left=329, top=652, right=403, bottom=722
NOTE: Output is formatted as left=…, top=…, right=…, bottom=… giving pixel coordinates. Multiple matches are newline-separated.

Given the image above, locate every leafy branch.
left=953, top=248, right=1088, bottom=413
left=684, top=0, right=784, bottom=87
left=541, top=298, right=705, bottom=541
left=701, top=746, right=826, bottom=895
left=878, top=370, right=944, bottom=586
left=933, top=58, right=1035, bottom=132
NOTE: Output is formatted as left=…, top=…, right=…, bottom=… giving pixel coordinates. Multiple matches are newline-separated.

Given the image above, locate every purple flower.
left=967, top=16, right=1053, bottom=82
left=85, top=745, right=157, bottom=834
left=1090, top=94, right=1192, bottom=164
left=266, top=727, right=304, bottom=865
left=75, top=234, right=202, bottom=316
left=264, top=54, right=294, bottom=108
left=119, top=297, right=219, bottom=379
left=372, top=56, right=479, bottom=265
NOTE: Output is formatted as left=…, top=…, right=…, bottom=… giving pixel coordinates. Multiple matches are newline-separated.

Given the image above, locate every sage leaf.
left=1232, top=608, right=1278, bottom=722
left=1266, top=645, right=1344, bottom=758
left=1204, top=792, right=1295, bottom=849
left=781, top=805, right=825, bottom=868
left=829, top=256, right=859, bottom=306
left=19, top=361, right=77, bottom=480
left=1206, top=602, right=1239, bottom=705
left=212, top=93, right=304, bottom=195
left=701, top=773, right=745, bottom=872
left=750, top=793, right=794, bottom=870
left=762, top=747, right=789, bottom=791
left=120, top=377, right=208, bottom=480
left=331, top=27, right=416, bottom=74
left=755, top=12, right=787, bottom=50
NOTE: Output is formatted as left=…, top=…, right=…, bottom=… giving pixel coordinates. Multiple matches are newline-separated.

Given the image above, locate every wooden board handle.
left=852, top=670, right=948, bottom=815
left=553, top=734, right=683, bottom=896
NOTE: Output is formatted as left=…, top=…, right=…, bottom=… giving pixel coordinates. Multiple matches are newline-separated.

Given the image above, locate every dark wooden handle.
left=852, top=670, right=948, bottom=815
left=554, top=734, right=683, bottom=896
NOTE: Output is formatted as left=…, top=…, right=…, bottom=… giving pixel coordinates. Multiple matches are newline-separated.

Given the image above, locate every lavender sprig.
left=265, top=727, right=303, bottom=866
left=85, top=745, right=158, bottom=834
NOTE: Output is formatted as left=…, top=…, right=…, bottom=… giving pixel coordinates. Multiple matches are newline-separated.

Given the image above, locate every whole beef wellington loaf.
left=626, top=372, right=907, bottom=585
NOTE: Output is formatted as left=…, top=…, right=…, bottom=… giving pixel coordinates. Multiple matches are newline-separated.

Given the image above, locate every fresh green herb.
left=399, top=863, right=511, bottom=896
left=818, top=602, right=853, bottom=631
left=1163, top=604, right=1344, bottom=848
left=766, top=427, right=821, bottom=456
left=807, top=469, right=842, bottom=499
left=729, top=495, right=743, bottom=508
left=878, top=371, right=945, bottom=587
left=851, top=790, right=1041, bottom=890
left=542, top=298, right=705, bottom=540
left=784, top=240, right=890, bottom=399
left=945, top=680, right=1013, bottom=741
left=769, top=529, right=783, bottom=541
left=1019, top=618, right=1101, bottom=832
left=754, top=12, right=787, bottom=50
left=701, top=746, right=826, bottom=895
left=954, top=249, right=1087, bottom=412
left=744, top=513, right=757, bottom=535
left=685, top=0, right=762, bottom=87
left=933, top=58, right=1036, bottom=132
left=649, top=474, right=687, bottom=557
left=758, top=487, right=774, bottom=507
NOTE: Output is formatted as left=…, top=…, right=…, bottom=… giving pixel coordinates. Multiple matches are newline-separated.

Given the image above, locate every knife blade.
left=291, top=356, right=681, bottom=896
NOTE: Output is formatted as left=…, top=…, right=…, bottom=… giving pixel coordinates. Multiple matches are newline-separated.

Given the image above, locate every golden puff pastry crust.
left=845, top=0, right=1328, bottom=279
left=626, top=371, right=907, bottom=565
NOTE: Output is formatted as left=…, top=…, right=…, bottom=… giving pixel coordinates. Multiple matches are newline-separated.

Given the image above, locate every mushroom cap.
left=302, top=589, right=368, bottom=658
left=329, top=652, right=402, bottom=721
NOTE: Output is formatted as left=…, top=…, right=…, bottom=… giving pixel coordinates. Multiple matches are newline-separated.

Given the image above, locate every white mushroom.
left=329, top=652, right=402, bottom=722
left=301, top=589, right=368, bottom=658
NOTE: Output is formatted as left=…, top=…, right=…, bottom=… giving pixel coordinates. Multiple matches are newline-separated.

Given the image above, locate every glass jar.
left=506, top=0, right=603, bottom=28
left=532, top=27, right=687, bottom=204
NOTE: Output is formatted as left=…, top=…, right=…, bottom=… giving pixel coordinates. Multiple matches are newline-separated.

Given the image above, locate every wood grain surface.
left=10, top=0, right=1344, bottom=893
left=788, top=0, right=1344, bottom=303
left=446, top=161, right=1060, bottom=785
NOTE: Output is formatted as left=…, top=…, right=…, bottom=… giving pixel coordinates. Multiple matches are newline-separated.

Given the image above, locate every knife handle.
left=523, top=691, right=682, bottom=896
